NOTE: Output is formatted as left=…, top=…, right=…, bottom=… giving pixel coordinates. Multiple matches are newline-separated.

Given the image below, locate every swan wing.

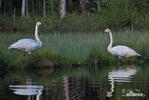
left=8, top=39, right=39, bottom=51
left=110, top=45, right=139, bottom=57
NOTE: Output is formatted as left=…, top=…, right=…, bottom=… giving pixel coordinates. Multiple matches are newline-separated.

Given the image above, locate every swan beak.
left=104, top=29, right=108, bottom=32
left=37, top=22, right=42, bottom=26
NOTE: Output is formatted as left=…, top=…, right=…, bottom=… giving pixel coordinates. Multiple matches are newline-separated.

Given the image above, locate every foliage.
left=0, top=0, right=149, bottom=32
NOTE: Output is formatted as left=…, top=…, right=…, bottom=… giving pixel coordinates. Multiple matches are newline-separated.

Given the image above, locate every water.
left=0, top=64, right=149, bottom=100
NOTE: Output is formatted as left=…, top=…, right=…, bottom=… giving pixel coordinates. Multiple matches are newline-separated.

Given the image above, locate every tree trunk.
left=60, top=0, right=66, bottom=19
left=21, top=0, right=26, bottom=17
left=26, top=0, right=28, bottom=16
left=79, top=0, right=86, bottom=15
left=43, top=0, right=46, bottom=17
left=13, top=8, right=16, bottom=27
left=68, top=0, right=72, bottom=6
left=32, top=0, right=35, bottom=14
left=36, top=0, right=38, bottom=13
left=97, top=0, right=100, bottom=11
left=51, top=0, right=54, bottom=15
left=0, top=0, right=1, bottom=8
left=131, top=12, right=134, bottom=32
left=10, top=0, right=13, bottom=14
left=3, top=0, right=6, bottom=15
left=39, top=0, right=41, bottom=13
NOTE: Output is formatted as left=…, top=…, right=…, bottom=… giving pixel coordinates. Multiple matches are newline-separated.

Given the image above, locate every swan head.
left=104, top=28, right=111, bottom=33
left=37, top=21, right=42, bottom=26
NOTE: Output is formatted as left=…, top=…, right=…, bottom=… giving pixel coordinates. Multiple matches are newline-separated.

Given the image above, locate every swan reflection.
left=106, top=65, right=138, bottom=98
left=9, top=84, right=43, bottom=100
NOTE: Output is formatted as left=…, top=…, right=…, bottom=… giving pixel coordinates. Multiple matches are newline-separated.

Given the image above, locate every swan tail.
left=8, top=46, right=15, bottom=50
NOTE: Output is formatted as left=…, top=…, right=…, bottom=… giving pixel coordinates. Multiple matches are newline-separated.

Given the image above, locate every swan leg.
left=24, top=52, right=26, bottom=57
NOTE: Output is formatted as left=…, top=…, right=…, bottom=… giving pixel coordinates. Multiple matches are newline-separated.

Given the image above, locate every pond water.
left=0, top=64, right=149, bottom=100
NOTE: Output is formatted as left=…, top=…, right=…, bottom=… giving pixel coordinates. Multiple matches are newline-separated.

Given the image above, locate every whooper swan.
left=8, top=21, right=42, bottom=55
left=104, top=28, right=141, bottom=58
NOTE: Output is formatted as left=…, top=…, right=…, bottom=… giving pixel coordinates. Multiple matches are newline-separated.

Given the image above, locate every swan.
left=104, top=28, right=141, bottom=58
left=8, top=21, right=42, bottom=55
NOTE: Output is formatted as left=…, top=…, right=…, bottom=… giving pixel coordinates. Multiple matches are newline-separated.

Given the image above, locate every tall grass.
left=0, top=30, right=147, bottom=68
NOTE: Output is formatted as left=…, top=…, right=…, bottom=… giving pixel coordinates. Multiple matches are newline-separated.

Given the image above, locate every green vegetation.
left=0, top=0, right=148, bottom=69
left=0, top=12, right=149, bottom=33
left=0, top=30, right=146, bottom=68
left=0, top=0, right=149, bottom=32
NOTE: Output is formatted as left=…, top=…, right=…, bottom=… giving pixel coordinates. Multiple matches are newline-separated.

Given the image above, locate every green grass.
left=0, top=30, right=147, bottom=68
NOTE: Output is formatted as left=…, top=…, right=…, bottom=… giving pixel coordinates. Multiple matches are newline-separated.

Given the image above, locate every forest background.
left=0, top=0, right=149, bottom=33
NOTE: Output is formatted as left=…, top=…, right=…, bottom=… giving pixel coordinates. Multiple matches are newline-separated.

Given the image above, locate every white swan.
left=104, top=28, right=141, bottom=58
left=8, top=21, right=42, bottom=55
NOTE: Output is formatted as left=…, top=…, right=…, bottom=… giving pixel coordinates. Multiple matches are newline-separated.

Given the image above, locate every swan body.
left=109, top=45, right=140, bottom=58
left=104, top=28, right=141, bottom=58
left=8, top=39, right=42, bottom=54
left=8, top=21, right=42, bottom=54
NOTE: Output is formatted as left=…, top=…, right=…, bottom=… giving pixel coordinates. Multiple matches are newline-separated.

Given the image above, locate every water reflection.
left=63, top=76, right=70, bottom=100
left=9, top=79, right=43, bottom=100
left=106, top=65, right=141, bottom=98
left=0, top=64, right=148, bottom=100
left=62, top=75, right=102, bottom=100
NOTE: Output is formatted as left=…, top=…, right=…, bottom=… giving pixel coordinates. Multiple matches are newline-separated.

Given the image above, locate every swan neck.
left=35, top=25, right=41, bottom=42
left=111, top=78, right=114, bottom=93
left=36, top=90, right=42, bottom=100
left=108, top=31, right=113, bottom=50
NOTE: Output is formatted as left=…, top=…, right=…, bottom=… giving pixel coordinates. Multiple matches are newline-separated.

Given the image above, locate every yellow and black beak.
left=104, top=29, right=108, bottom=32
left=37, top=21, right=42, bottom=25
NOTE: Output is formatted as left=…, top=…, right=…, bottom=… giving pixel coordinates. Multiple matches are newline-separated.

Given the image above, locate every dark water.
left=0, top=64, right=149, bottom=100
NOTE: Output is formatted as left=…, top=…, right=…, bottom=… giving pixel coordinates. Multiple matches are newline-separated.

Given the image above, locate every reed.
left=0, top=30, right=146, bottom=68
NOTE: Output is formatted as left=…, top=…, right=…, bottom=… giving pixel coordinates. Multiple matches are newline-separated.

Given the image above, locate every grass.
left=0, top=30, right=147, bottom=69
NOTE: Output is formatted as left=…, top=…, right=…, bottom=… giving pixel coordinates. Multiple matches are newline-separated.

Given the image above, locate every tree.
left=50, top=0, right=54, bottom=15
left=0, top=0, right=2, bottom=8
left=79, top=0, right=86, bottom=15
left=97, top=0, right=101, bottom=11
left=26, top=0, right=28, bottom=16
left=21, top=0, right=26, bottom=17
left=60, top=0, right=66, bottom=19
left=43, top=0, right=46, bottom=17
